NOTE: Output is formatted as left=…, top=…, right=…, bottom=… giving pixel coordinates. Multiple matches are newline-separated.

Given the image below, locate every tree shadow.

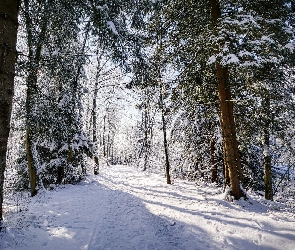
left=0, top=182, right=216, bottom=250
left=2, top=174, right=294, bottom=250
left=98, top=173, right=295, bottom=249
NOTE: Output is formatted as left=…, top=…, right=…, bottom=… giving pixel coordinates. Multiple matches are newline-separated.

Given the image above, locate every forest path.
left=2, top=164, right=295, bottom=250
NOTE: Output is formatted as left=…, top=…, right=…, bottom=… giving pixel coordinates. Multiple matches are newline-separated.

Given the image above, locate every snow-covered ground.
left=1, top=164, right=295, bottom=250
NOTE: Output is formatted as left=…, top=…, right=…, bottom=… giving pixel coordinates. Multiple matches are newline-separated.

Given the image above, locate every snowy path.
left=1, top=164, right=295, bottom=250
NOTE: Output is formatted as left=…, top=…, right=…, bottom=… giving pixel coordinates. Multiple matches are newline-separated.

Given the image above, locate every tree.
left=227, top=0, right=295, bottom=199
left=208, top=0, right=243, bottom=199
left=137, top=87, right=155, bottom=171
left=23, top=0, right=50, bottom=196
left=20, top=0, right=91, bottom=193
left=1, top=0, right=150, bottom=225
left=236, top=62, right=295, bottom=200
left=140, top=0, right=295, bottom=199
left=159, top=83, right=171, bottom=184
left=0, top=0, right=19, bottom=226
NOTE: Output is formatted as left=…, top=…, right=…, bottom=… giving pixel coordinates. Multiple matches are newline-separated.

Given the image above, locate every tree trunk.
left=262, top=95, right=273, bottom=200
left=24, top=0, right=50, bottom=195
left=0, top=0, right=19, bottom=225
left=107, top=133, right=110, bottom=158
left=216, top=65, right=243, bottom=199
left=92, top=93, right=97, bottom=146
left=264, top=147, right=272, bottom=200
left=143, top=104, right=148, bottom=171
left=94, top=156, right=99, bottom=175
left=26, top=127, right=37, bottom=195
left=25, top=72, right=38, bottom=195
left=223, top=158, right=230, bottom=190
left=209, top=0, right=243, bottom=199
left=92, top=56, right=99, bottom=173
left=56, top=166, right=64, bottom=184
left=210, top=139, right=217, bottom=183
left=160, top=90, right=171, bottom=184
left=103, top=115, right=106, bottom=157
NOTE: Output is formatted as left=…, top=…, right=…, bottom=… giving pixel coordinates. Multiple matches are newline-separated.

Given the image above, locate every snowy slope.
left=1, top=164, right=295, bottom=250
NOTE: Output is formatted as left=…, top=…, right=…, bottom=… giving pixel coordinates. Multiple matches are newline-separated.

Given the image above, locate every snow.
left=221, top=54, right=239, bottom=65
left=107, top=21, right=118, bottom=36
left=261, top=35, right=275, bottom=44
left=208, top=53, right=239, bottom=65
left=207, top=55, right=216, bottom=65
left=285, top=42, right=294, bottom=52
left=1, top=165, right=295, bottom=250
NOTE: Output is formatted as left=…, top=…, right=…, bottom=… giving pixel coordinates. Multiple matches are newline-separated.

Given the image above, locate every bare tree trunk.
left=107, top=133, right=110, bottom=158
left=262, top=95, right=273, bottom=200
left=264, top=143, right=273, bottom=200
left=0, top=0, right=19, bottom=226
left=210, top=139, right=217, bottom=183
left=26, top=127, right=37, bottom=195
left=103, top=115, right=106, bottom=157
left=223, top=159, right=230, bottom=191
left=92, top=63, right=99, bottom=174
left=25, top=73, right=37, bottom=195
left=143, top=104, right=148, bottom=171
left=94, top=156, right=99, bottom=175
left=209, top=0, right=243, bottom=199
left=92, top=87, right=98, bottom=149
left=216, top=65, right=243, bottom=199
left=160, top=89, right=171, bottom=184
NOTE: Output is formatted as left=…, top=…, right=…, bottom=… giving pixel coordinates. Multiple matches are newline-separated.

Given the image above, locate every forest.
left=0, top=0, right=295, bottom=245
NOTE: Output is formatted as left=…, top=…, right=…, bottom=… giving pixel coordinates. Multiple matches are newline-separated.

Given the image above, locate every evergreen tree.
left=139, top=0, right=295, bottom=199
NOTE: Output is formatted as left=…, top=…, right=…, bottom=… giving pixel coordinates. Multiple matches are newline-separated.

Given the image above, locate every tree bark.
left=107, top=133, right=110, bottom=158
left=92, top=68, right=98, bottom=173
left=94, top=156, right=99, bottom=175
left=0, top=0, right=19, bottom=225
left=103, top=115, right=106, bottom=157
left=223, top=160, right=230, bottom=190
left=262, top=95, right=273, bottom=200
left=264, top=147, right=273, bottom=200
left=216, top=64, right=242, bottom=199
left=209, top=0, right=243, bottom=199
left=210, top=139, right=217, bottom=183
left=143, top=103, right=148, bottom=171
left=25, top=72, right=37, bottom=195
left=26, top=127, right=37, bottom=195
left=160, top=89, right=171, bottom=184
left=92, top=81, right=98, bottom=151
